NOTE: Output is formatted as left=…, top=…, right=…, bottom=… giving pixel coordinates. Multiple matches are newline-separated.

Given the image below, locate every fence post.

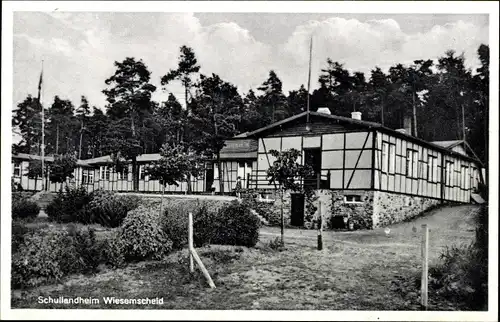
left=317, top=200, right=323, bottom=250
left=316, top=172, right=320, bottom=190
left=246, top=173, right=250, bottom=189
left=421, top=224, right=429, bottom=309
left=188, top=212, right=194, bottom=273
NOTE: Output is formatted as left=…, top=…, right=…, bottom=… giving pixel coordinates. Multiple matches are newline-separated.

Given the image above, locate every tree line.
left=12, top=44, right=489, bottom=192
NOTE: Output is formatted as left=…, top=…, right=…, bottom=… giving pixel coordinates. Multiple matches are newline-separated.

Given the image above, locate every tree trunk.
left=381, top=94, right=385, bottom=126
left=56, top=124, right=60, bottom=155
left=412, top=88, right=418, bottom=137
left=132, top=156, right=138, bottom=191
left=78, top=127, right=83, bottom=159
left=160, top=184, right=165, bottom=215
left=217, top=152, right=223, bottom=195
left=280, top=186, right=285, bottom=245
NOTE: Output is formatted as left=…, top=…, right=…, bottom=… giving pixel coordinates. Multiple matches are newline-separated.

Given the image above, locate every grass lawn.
left=11, top=204, right=479, bottom=310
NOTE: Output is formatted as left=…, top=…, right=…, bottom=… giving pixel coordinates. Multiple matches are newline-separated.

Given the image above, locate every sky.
left=13, top=12, right=489, bottom=111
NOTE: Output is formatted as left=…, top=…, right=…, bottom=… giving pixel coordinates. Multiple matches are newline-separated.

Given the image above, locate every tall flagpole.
left=40, top=60, right=45, bottom=191
left=306, top=35, right=313, bottom=124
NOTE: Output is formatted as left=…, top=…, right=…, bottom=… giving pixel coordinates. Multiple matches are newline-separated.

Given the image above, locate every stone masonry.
left=265, top=188, right=443, bottom=230
left=372, top=191, right=441, bottom=228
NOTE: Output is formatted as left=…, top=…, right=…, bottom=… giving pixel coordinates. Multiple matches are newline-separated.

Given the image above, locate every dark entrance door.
left=205, top=167, right=214, bottom=192
left=290, top=193, right=305, bottom=226
left=304, top=148, right=322, bottom=189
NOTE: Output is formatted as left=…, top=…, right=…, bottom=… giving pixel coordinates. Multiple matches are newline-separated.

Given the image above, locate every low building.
left=11, top=109, right=485, bottom=229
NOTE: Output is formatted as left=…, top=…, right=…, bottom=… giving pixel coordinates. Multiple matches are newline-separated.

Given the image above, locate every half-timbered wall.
left=373, top=132, right=480, bottom=203
left=252, top=131, right=374, bottom=190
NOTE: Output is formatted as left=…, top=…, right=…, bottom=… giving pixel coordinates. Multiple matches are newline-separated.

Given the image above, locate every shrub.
left=429, top=206, right=488, bottom=311
left=97, top=231, right=126, bottom=268
left=11, top=221, right=37, bottom=254
left=267, top=236, right=285, bottom=251
left=46, top=186, right=92, bottom=223
left=120, top=205, right=173, bottom=261
left=163, top=200, right=226, bottom=250
left=81, top=190, right=140, bottom=227
left=211, top=201, right=260, bottom=247
left=12, top=198, right=40, bottom=221
left=11, top=225, right=99, bottom=289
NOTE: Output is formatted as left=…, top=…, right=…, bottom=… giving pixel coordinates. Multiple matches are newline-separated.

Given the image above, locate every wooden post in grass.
left=317, top=173, right=323, bottom=251
left=188, top=211, right=216, bottom=289
left=190, top=248, right=216, bottom=289
left=188, top=212, right=194, bottom=273
left=317, top=200, right=323, bottom=250
left=421, top=224, right=429, bottom=309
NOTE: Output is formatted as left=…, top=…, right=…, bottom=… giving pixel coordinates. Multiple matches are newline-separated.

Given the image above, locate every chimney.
left=351, top=111, right=362, bottom=120
left=403, top=115, right=412, bottom=135
left=395, top=129, right=407, bottom=134
left=317, top=107, right=331, bottom=115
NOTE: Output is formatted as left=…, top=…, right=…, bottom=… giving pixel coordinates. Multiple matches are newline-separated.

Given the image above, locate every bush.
left=11, top=225, right=100, bottom=289
left=81, top=190, right=140, bottom=227
left=429, top=206, right=488, bottom=310
left=211, top=201, right=260, bottom=247
left=12, top=198, right=40, bottom=221
left=46, top=186, right=92, bottom=223
left=120, top=205, right=173, bottom=261
left=163, top=199, right=226, bottom=250
left=97, top=231, right=126, bottom=268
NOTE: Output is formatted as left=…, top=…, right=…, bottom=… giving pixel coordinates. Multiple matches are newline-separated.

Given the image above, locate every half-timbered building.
left=12, top=108, right=485, bottom=228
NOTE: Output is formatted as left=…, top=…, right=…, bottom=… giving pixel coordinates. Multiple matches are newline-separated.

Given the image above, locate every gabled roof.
left=430, top=140, right=464, bottom=149
left=242, top=111, right=483, bottom=165
left=431, top=140, right=482, bottom=163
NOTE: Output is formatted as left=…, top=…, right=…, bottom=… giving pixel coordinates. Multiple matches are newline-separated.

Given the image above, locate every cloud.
left=277, top=17, right=488, bottom=93
left=12, top=13, right=489, bottom=112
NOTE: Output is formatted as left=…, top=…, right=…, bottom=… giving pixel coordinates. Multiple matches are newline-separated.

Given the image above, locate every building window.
left=82, top=169, right=94, bottom=184
left=139, top=165, right=149, bottom=180
left=13, top=162, right=21, bottom=177
left=100, top=166, right=110, bottom=180
left=461, top=165, right=469, bottom=189
left=214, top=163, right=219, bottom=180
left=389, top=143, right=396, bottom=174
left=427, top=155, right=438, bottom=182
left=117, top=167, right=129, bottom=180
left=382, top=142, right=388, bottom=173
left=406, top=149, right=419, bottom=178
left=445, top=161, right=454, bottom=186
left=344, top=195, right=363, bottom=203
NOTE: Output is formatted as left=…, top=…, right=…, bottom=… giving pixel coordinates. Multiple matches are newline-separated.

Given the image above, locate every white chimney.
left=317, top=107, right=331, bottom=115
left=351, top=111, right=362, bottom=120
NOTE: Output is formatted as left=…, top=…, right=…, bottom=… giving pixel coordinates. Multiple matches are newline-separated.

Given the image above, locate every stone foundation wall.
left=372, top=191, right=442, bottom=228
left=328, top=190, right=374, bottom=229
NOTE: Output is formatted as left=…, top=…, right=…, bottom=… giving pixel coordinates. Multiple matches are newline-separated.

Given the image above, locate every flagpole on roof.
left=38, top=60, right=45, bottom=191
left=306, top=35, right=313, bottom=124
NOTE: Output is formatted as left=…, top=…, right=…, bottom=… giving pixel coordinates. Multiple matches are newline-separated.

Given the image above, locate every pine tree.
left=102, top=57, right=157, bottom=191
left=257, top=70, right=288, bottom=123
left=12, top=95, right=45, bottom=154
left=190, top=73, right=243, bottom=193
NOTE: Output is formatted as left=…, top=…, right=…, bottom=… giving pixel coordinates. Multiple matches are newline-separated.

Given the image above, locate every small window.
left=344, top=195, right=362, bottom=203
left=139, top=165, right=148, bottom=180
left=445, top=161, right=454, bottom=186
left=82, top=169, right=94, bottom=184
left=13, top=162, right=21, bottom=177
left=382, top=142, right=388, bottom=173
left=117, top=167, right=129, bottom=180
left=100, top=166, right=110, bottom=181
left=406, top=149, right=419, bottom=178
left=427, top=155, right=438, bottom=182
left=461, top=165, right=468, bottom=189
left=214, top=163, right=219, bottom=180
left=388, top=144, right=396, bottom=174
